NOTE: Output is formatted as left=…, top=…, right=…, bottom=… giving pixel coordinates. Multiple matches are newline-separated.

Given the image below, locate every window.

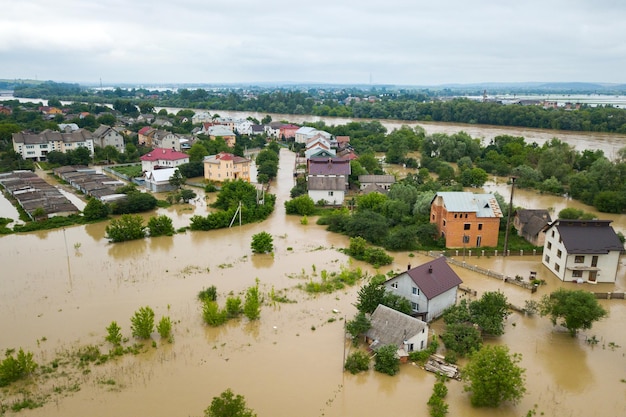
left=557, top=249, right=562, bottom=258
left=544, top=255, right=550, bottom=263
left=443, top=219, right=446, bottom=227
left=572, top=270, right=583, bottom=278
left=574, top=256, right=584, bottom=263
left=464, top=224, right=471, bottom=230
left=26, top=145, right=34, bottom=149
left=407, top=343, right=414, bottom=352
left=465, top=214, right=468, bottom=218
left=551, top=231, right=555, bottom=237
left=432, top=214, right=435, bottom=220
left=328, top=191, right=334, bottom=196
left=555, top=263, right=560, bottom=272
left=412, top=287, right=419, bottom=295
left=391, top=282, right=398, bottom=289
left=478, top=223, right=483, bottom=231
left=411, top=302, right=419, bottom=312
left=547, top=242, right=552, bottom=250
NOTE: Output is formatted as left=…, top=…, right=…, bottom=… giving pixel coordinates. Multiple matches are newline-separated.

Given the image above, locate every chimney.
left=428, top=265, right=433, bottom=273
left=407, top=264, right=411, bottom=270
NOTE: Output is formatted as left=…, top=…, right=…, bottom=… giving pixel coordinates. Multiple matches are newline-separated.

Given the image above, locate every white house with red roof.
left=140, top=148, right=190, bottom=172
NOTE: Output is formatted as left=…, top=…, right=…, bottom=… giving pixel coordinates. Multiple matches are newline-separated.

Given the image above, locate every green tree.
left=284, top=195, right=315, bottom=215
left=187, top=142, right=209, bottom=162
left=202, top=300, right=228, bottom=326
left=463, top=345, right=526, bottom=407
left=169, top=169, right=186, bottom=189
left=440, top=323, right=482, bottom=357
left=538, top=289, right=608, bottom=336
left=130, top=306, right=155, bottom=339
left=251, top=231, right=273, bottom=254
left=0, top=348, right=38, bottom=387
left=147, top=215, right=175, bottom=237
left=469, top=291, right=509, bottom=336
left=105, top=214, right=146, bottom=242
left=344, top=350, right=370, bottom=374
left=205, top=388, right=257, bottom=417
left=225, top=296, right=243, bottom=318
left=374, top=344, right=400, bottom=376
left=345, top=312, right=371, bottom=344
left=243, top=283, right=261, bottom=321
left=355, top=275, right=387, bottom=314
left=180, top=189, right=197, bottom=203
left=105, top=321, right=123, bottom=346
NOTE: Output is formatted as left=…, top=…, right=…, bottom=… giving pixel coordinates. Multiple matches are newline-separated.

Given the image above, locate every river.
left=1, top=148, right=625, bottom=417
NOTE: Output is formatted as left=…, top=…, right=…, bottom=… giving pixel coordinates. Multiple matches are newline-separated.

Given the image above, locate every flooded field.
left=1, top=149, right=625, bottom=417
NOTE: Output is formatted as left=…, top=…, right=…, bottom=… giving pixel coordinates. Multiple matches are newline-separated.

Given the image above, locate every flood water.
left=1, top=154, right=626, bottom=415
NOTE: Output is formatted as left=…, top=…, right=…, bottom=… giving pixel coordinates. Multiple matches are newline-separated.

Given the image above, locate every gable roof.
left=308, top=158, right=350, bottom=175
left=366, top=304, right=427, bottom=350
left=397, top=257, right=463, bottom=299
left=207, top=125, right=235, bottom=136
left=433, top=192, right=503, bottom=218
left=307, top=176, right=346, bottom=191
left=145, top=168, right=178, bottom=182
left=516, top=209, right=552, bottom=237
left=140, top=148, right=189, bottom=161
left=547, top=219, right=624, bottom=254
left=204, top=152, right=251, bottom=165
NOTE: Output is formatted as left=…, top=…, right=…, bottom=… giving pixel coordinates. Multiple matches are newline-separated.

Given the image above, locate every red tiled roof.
left=140, top=148, right=189, bottom=161
left=138, top=126, right=153, bottom=135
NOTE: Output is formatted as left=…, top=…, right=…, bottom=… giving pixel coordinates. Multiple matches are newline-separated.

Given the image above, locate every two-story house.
left=92, top=125, right=125, bottom=153
left=430, top=192, right=503, bottom=248
left=514, top=209, right=551, bottom=246
left=140, top=148, right=190, bottom=172
left=542, top=219, right=624, bottom=283
left=307, top=157, right=350, bottom=205
left=203, top=152, right=251, bottom=183
left=384, top=257, right=463, bottom=322
left=207, top=125, right=236, bottom=148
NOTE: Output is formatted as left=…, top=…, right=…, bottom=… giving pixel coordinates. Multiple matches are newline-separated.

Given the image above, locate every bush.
left=130, top=306, right=155, bottom=339
left=344, top=351, right=370, bottom=374
left=284, top=195, right=315, bottom=215
left=147, top=215, right=175, bottom=237
left=374, top=344, right=400, bottom=376
left=225, top=297, right=242, bottom=318
left=243, top=283, right=261, bottom=321
left=0, top=348, right=38, bottom=387
left=105, top=214, right=146, bottom=242
left=202, top=300, right=228, bottom=326
left=157, top=316, right=172, bottom=340
left=105, top=321, right=123, bottom=346
left=83, top=197, right=109, bottom=221
left=110, top=191, right=158, bottom=214
left=251, top=231, right=273, bottom=254
left=198, top=286, right=217, bottom=302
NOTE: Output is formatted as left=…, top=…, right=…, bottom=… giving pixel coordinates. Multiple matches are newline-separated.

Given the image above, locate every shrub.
left=374, top=344, right=400, bottom=376
left=284, top=195, right=315, bottom=215
left=147, top=215, right=175, bottom=237
left=243, top=283, right=261, bottom=321
left=130, top=306, right=155, bottom=339
left=157, top=316, right=172, bottom=339
left=198, top=286, right=218, bottom=302
left=202, top=300, right=228, bottom=326
left=225, top=297, right=242, bottom=318
left=0, top=348, right=38, bottom=387
left=344, top=350, right=370, bottom=374
left=105, top=214, right=146, bottom=242
left=251, top=231, right=273, bottom=254
left=105, top=321, right=123, bottom=346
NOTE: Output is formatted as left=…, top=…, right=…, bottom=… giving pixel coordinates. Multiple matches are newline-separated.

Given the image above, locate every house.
left=430, top=192, right=503, bottom=248
left=144, top=168, right=179, bottom=193
left=12, top=129, right=94, bottom=161
left=336, top=135, right=350, bottom=150
left=542, top=219, right=624, bottom=283
left=251, top=124, right=265, bottom=135
left=384, top=256, right=463, bottom=322
left=235, top=119, right=253, bottom=135
left=203, top=152, right=252, bottom=183
left=207, top=125, right=236, bottom=148
left=358, top=175, right=395, bottom=193
left=279, top=124, right=300, bottom=139
left=138, top=126, right=155, bottom=146
left=305, top=136, right=335, bottom=159
left=150, top=130, right=181, bottom=151
left=307, top=157, right=350, bottom=205
left=365, top=305, right=429, bottom=362
left=514, top=209, right=551, bottom=246
left=295, top=126, right=319, bottom=144
left=140, top=148, right=190, bottom=172
left=192, top=112, right=212, bottom=124
left=58, top=123, right=79, bottom=132
left=92, top=125, right=125, bottom=153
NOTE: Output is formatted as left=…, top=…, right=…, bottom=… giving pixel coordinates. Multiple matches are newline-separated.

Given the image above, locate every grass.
left=109, top=164, right=143, bottom=178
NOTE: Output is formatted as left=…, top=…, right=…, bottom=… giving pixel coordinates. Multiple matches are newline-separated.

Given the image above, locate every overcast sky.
left=1, top=0, right=624, bottom=86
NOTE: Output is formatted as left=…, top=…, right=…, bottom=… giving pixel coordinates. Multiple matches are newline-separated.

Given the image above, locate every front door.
left=588, top=271, right=597, bottom=282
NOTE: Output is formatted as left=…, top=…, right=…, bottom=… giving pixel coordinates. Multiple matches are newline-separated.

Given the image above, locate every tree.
left=169, top=169, right=186, bottom=189
left=205, top=389, right=257, bottom=417
left=187, top=142, right=209, bottom=162
left=147, top=215, right=175, bottom=237
left=440, top=323, right=482, bottom=357
left=83, top=197, right=109, bottom=221
left=157, top=316, right=172, bottom=340
left=130, top=306, right=155, bottom=339
left=539, top=289, right=608, bottom=336
left=345, top=312, right=371, bottom=343
left=180, top=189, right=197, bottom=203
left=105, top=214, right=146, bottom=242
left=251, top=231, right=273, bottom=253
left=374, top=344, right=400, bottom=376
left=284, top=195, right=315, bottom=215
left=355, top=275, right=387, bottom=314
left=469, top=291, right=509, bottom=336
left=463, top=345, right=526, bottom=407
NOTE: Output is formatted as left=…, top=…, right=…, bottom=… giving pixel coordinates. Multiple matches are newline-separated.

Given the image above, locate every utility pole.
left=502, top=177, right=517, bottom=256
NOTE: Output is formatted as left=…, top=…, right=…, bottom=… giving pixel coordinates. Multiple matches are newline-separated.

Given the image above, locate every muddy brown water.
left=1, top=149, right=626, bottom=417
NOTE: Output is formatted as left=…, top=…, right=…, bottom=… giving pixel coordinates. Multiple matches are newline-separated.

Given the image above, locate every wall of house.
left=385, top=274, right=428, bottom=317
left=431, top=202, right=500, bottom=248
left=426, top=287, right=458, bottom=322
left=307, top=189, right=344, bottom=205
left=405, top=327, right=429, bottom=352
left=204, top=161, right=251, bottom=182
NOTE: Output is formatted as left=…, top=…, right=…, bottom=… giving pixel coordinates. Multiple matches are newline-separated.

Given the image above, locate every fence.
left=440, top=248, right=543, bottom=258
left=427, top=251, right=537, bottom=292
left=593, top=292, right=625, bottom=300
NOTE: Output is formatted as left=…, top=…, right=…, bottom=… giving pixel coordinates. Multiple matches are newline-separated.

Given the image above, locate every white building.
left=12, top=129, right=94, bottom=161
left=92, top=125, right=125, bottom=153
left=542, top=219, right=623, bottom=283
left=140, top=148, right=190, bottom=172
